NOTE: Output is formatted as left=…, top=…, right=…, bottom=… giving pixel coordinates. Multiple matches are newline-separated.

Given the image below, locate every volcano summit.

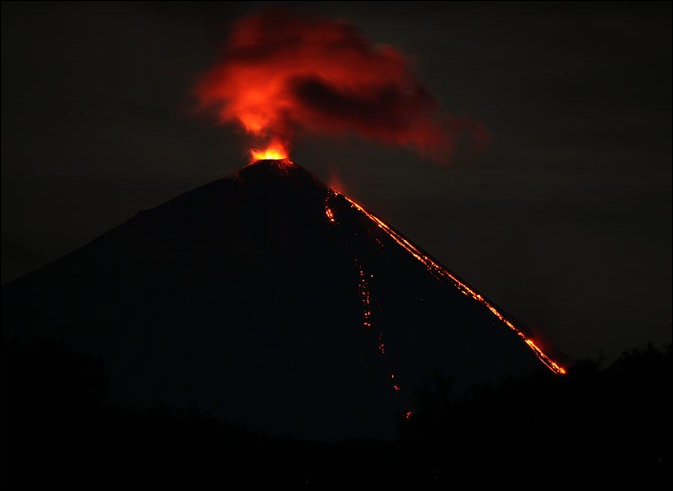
left=1, top=159, right=564, bottom=441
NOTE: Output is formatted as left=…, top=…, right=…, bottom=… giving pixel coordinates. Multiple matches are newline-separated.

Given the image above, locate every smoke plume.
left=194, top=11, right=486, bottom=160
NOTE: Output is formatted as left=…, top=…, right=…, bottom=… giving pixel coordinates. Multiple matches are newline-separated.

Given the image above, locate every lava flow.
left=325, top=192, right=567, bottom=376
left=355, top=259, right=373, bottom=330
left=326, top=197, right=406, bottom=397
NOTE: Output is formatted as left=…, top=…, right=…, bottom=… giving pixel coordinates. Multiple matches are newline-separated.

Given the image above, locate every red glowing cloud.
left=194, top=11, right=487, bottom=161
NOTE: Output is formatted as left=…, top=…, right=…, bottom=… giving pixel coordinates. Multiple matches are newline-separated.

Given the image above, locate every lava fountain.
left=250, top=139, right=289, bottom=162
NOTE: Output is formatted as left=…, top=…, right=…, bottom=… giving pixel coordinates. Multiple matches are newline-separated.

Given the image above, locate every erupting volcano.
left=1, top=10, right=565, bottom=442
left=2, top=157, right=565, bottom=441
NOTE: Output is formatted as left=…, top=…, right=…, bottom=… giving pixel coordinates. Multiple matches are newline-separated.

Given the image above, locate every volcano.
left=1, top=159, right=564, bottom=441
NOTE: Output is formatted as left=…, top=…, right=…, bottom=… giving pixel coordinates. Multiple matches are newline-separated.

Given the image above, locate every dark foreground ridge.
left=1, top=339, right=670, bottom=490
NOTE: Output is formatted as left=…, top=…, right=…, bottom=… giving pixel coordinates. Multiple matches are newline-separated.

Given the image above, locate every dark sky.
left=2, top=1, right=671, bottom=361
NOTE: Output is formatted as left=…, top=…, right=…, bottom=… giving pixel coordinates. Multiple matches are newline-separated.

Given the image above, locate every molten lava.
left=327, top=202, right=406, bottom=396
left=325, top=192, right=567, bottom=376
left=250, top=140, right=289, bottom=162
left=355, top=259, right=373, bottom=330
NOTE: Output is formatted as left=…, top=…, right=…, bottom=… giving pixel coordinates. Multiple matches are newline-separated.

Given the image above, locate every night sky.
left=2, top=1, right=671, bottom=361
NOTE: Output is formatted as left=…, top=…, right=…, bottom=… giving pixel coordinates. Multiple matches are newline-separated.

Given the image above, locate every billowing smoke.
left=194, top=10, right=486, bottom=160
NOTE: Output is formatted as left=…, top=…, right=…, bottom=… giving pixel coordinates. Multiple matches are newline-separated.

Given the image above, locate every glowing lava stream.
left=326, top=192, right=567, bottom=376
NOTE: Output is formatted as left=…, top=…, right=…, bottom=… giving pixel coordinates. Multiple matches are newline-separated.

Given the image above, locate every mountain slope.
left=1, top=159, right=559, bottom=441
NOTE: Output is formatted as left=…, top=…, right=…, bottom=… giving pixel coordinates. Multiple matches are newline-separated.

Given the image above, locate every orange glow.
left=391, top=374, right=401, bottom=391
left=250, top=140, right=289, bottom=162
left=355, top=260, right=373, bottom=330
left=325, top=205, right=336, bottom=224
left=328, top=171, right=347, bottom=195
left=327, top=192, right=567, bottom=376
left=193, top=11, right=489, bottom=164
left=326, top=208, right=410, bottom=397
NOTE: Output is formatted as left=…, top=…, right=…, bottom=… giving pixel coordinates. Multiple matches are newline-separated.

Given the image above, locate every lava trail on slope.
left=324, top=189, right=566, bottom=376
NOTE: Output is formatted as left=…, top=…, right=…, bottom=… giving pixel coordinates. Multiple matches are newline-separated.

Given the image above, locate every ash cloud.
left=194, top=10, right=487, bottom=161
